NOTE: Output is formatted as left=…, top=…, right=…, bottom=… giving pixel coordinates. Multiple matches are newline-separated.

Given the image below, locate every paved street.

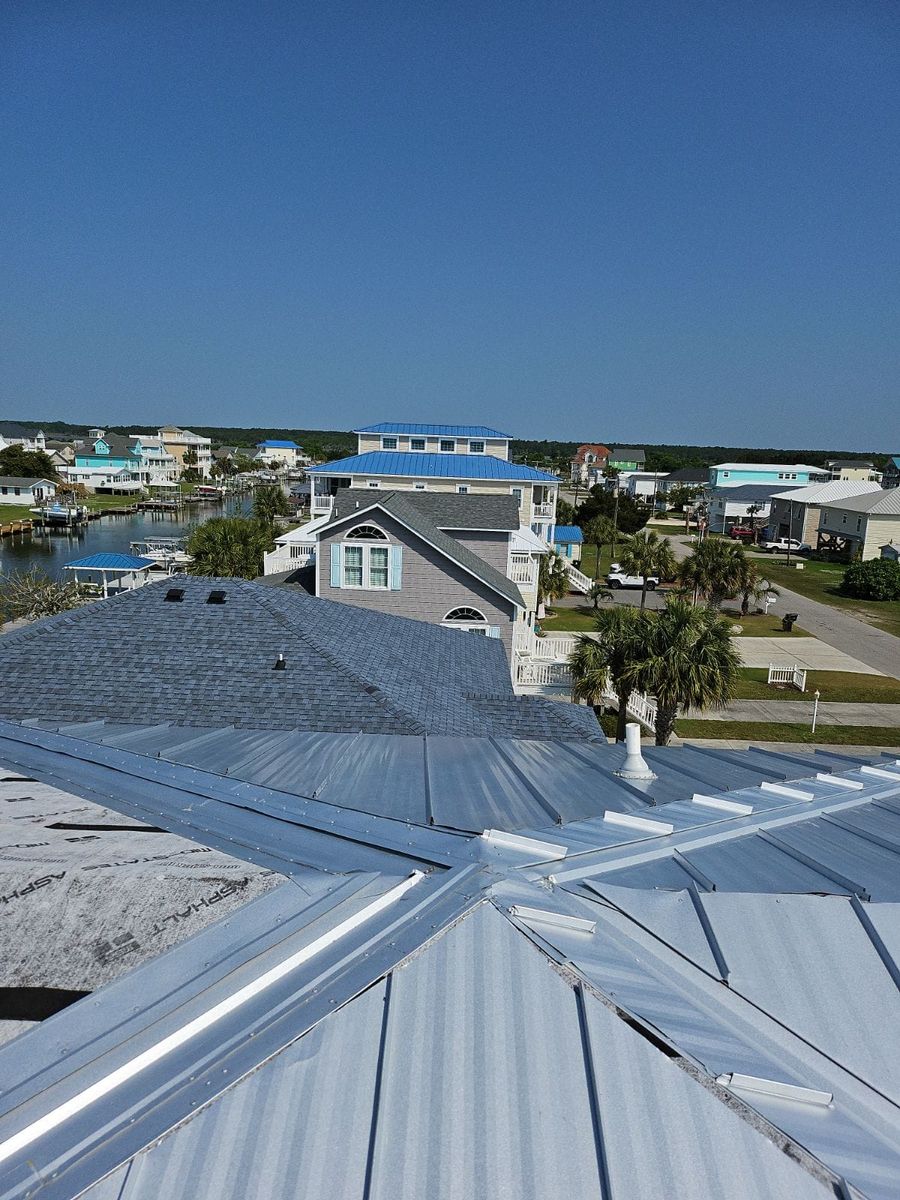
left=663, top=531, right=900, bottom=680
left=684, top=700, right=900, bottom=727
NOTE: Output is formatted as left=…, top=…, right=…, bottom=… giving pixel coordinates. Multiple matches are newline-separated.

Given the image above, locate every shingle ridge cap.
left=239, top=583, right=428, bottom=734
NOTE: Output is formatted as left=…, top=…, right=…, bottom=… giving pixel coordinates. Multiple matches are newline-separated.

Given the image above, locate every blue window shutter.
left=330, top=544, right=342, bottom=588
left=390, top=545, right=403, bottom=590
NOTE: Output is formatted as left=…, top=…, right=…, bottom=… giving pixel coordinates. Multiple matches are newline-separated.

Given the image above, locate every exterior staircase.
left=565, top=563, right=593, bottom=594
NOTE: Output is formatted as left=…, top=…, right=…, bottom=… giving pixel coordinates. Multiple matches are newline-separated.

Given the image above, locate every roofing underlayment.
left=1, top=715, right=900, bottom=1198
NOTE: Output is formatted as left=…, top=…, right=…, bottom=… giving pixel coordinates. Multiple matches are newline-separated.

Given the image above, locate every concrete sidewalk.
left=684, top=700, right=900, bottom=727
left=732, top=637, right=883, bottom=674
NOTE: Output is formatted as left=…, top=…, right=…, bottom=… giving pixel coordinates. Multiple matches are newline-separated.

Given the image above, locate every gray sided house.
left=315, top=490, right=526, bottom=660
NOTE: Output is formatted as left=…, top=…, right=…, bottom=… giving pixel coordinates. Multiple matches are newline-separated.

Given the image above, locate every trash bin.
left=782, top=613, right=798, bottom=632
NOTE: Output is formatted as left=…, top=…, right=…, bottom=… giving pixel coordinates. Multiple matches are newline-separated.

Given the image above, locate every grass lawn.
left=0, top=505, right=34, bottom=523
left=676, top=720, right=900, bottom=746
left=540, top=606, right=598, bottom=632
left=761, top=557, right=900, bottom=639
left=733, top=668, right=900, bottom=703
left=575, top=545, right=613, bottom=579
left=720, top=611, right=811, bottom=637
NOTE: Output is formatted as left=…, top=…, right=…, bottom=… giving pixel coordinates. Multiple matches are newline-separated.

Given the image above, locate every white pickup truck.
left=758, top=537, right=811, bottom=555
left=607, top=566, right=659, bottom=590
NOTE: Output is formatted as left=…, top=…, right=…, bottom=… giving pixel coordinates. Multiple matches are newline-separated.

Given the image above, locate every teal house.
left=708, top=462, right=831, bottom=489
left=74, top=432, right=142, bottom=473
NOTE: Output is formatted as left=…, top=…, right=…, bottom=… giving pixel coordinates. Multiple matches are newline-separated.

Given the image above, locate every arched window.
left=443, top=606, right=487, bottom=623
left=344, top=524, right=387, bottom=540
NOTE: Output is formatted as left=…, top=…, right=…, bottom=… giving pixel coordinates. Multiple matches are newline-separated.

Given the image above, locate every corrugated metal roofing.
left=307, top=451, right=558, bottom=481
left=64, top=553, right=154, bottom=570
left=72, top=904, right=830, bottom=1200
left=552, top=524, right=583, bottom=542
left=3, top=722, right=900, bottom=1199
left=354, top=423, right=512, bottom=438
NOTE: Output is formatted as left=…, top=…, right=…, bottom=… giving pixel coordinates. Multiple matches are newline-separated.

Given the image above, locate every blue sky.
left=1, top=1, right=897, bottom=448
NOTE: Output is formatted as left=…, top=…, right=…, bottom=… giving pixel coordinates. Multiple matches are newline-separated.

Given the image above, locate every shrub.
left=840, top=558, right=900, bottom=601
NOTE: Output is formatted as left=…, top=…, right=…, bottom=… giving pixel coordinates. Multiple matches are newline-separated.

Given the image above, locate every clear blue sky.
left=2, top=1, right=897, bottom=448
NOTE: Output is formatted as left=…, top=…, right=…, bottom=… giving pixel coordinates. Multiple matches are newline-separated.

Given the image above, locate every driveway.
left=664, top=533, right=900, bottom=680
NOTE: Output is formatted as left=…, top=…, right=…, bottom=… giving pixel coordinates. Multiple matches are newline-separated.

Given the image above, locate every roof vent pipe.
left=615, top=723, right=656, bottom=780
left=273, top=652, right=286, bottom=670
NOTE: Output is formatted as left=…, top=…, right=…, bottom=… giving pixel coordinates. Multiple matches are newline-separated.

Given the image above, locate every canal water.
left=0, top=499, right=251, bottom=580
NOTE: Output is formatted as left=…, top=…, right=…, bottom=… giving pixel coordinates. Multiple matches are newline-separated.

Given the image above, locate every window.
left=333, top=535, right=399, bottom=590
left=722, top=471, right=730, bottom=478
left=444, top=606, right=487, bottom=622
left=469, top=440, right=485, bottom=454
left=343, top=545, right=364, bottom=586
left=510, top=487, right=523, bottom=504
left=410, top=438, right=426, bottom=451
left=457, top=485, right=469, bottom=494
left=439, top=439, right=455, bottom=453
left=381, top=436, right=398, bottom=450
left=369, top=546, right=389, bottom=588
left=344, top=524, right=387, bottom=540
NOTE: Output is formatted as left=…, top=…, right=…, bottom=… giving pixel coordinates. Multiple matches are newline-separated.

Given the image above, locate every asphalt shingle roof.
left=308, top=451, right=558, bottom=482
left=0, top=577, right=589, bottom=739
left=332, top=488, right=520, bottom=531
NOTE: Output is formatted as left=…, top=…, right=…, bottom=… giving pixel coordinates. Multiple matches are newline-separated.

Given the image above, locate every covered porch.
left=64, top=553, right=156, bottom=598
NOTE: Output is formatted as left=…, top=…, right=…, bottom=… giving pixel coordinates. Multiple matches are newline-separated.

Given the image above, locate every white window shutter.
left=390, top=545, right=403, bottom=589
left=330, top=544, right=342, bottom=588
left=487, top=626, right=501, bottom=638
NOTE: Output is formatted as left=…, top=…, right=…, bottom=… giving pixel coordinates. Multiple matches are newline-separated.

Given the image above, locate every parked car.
left=728, top=526, right=756, bottom=541
left=758, top=536, right=811, bottom=555
left=607, top=568, right=659, bottom=590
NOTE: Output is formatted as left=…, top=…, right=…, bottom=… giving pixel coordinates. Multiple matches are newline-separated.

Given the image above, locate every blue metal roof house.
left=552, top=524, right=583, bottom=559
left=307, top=419, right=560, bottom=542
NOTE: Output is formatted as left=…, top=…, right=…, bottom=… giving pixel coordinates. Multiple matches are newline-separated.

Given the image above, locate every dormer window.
left=439, top=439, right=455, bottom=453
left=410, top=438, right=426, bottom=451
left=381, top=436, right=398, bottom=450
left=468, top=440, right=485, bottom=454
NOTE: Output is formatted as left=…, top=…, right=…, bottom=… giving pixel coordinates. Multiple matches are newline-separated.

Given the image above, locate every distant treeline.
left=2, top=421, right=889, bottom=472
left=511, top=440, right=892, bottom=473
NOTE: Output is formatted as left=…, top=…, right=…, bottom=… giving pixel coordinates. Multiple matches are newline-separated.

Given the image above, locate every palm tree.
left=588, top=580, right=612, bottom=609
left=252, top=484, right=291, bottom=527
left=538, top=552, right=570, bottom=610
left=618, top=530, right=677, bottom=610
left=734, top=557, right=779, bottom=616
left=632, top=596, right=741, bottom=745
left=678, top=538, right=745, bottom=609
left=186, top=517, right=273, bottom=580
left=568, top=605, right=644, bottom=743
left=581, top=515, right=616, bottom=580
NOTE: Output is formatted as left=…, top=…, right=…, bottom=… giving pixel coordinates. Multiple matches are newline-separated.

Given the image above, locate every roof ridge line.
left=236, top=583, right=429, bottom=735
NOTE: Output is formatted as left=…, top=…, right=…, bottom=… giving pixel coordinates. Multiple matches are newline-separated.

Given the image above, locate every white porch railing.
left=767, top=663, right=807, bottom=692
left=532, top=502, right=554, bottom=519
left=514, top=628, right=573, bottom=661
left=515, top=660, right=571, bottom=688
left=311, top=494, right=335, bottom=513
left=509, top=554, right=537, bottom=585
left=263, top=543, right=316, bottom=574
left=565, top=563, right=592, bottom=594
